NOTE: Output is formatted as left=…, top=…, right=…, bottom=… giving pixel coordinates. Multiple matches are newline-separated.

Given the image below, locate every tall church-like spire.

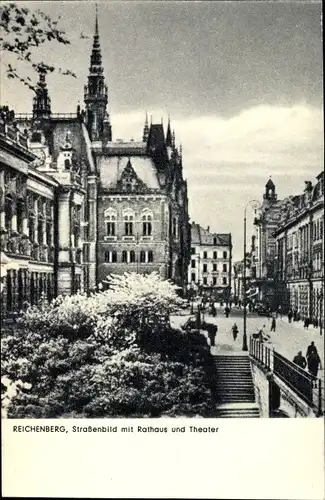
left=166, top=115, right=172, bottom=147
left=142, top=111, right=149, bottom=142
left=84, top=5, right=111, bottom=141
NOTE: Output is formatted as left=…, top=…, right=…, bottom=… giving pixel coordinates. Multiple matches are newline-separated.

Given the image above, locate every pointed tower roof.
left=89, top=4, right=103, bottom=74
left=142, top=111, right=149, bottom=142
left=166, top=115, right=172, bottom=147
left=265, top=177, right=275, bottom=189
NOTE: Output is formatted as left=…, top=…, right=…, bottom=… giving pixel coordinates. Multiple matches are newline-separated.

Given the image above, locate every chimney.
left=207, top=226, right=210, bottom=232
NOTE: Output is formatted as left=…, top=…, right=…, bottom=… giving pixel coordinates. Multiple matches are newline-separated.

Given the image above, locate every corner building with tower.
left=0, top=13, right=190, bottom=317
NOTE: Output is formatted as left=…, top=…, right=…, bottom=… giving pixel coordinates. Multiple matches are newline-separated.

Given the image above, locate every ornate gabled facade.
left=0, top=10, right=190, bottom=317
left=188, top=223, right=232, bottom=302
left=274, top=172, right=324, bottom=325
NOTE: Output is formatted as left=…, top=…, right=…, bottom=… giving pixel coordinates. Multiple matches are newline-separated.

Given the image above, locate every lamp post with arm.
left=243, top=199, right=262, bottom=351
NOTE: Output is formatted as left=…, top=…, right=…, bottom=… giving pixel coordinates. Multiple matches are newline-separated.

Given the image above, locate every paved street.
left=171, top=305, right=324, bottom=379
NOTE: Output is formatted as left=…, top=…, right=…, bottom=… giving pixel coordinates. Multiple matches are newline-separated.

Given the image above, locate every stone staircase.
left=214, top=354, right=260, bottom=418
left=216, top=403, right=260, bottom=418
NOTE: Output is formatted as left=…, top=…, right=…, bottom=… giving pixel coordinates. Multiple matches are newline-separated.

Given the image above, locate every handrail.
left=273, top=350, right=314, bottom=406
left=249, top=336, right=322, bottom=414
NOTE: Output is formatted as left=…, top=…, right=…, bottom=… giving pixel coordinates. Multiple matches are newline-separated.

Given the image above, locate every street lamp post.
left=320, top=288, right=323, bottom=336
left=243, top=200, right=261, bottom=351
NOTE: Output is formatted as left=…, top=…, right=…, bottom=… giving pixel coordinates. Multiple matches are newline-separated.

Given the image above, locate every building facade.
left=0, top=12, right=190, bottom=317
left=0, top=112, right=58, bottom=317
left=274, top=173, right=324, bottom=325
left=250, top=178, right=288, bottom=308
left=188, top=223, right=232, bottom=301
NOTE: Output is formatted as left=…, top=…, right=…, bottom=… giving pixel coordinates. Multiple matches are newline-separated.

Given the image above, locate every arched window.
left=130, top=250, right=135, bottom=263
left=4, top=195, right=12, bottom=232
left=122, top=250, right=127, bottom=263
left=105, top=250, right=117, bottom=263
left=123, top=209, right=134, bottom=236
left=172, top=217, right=178, bottom=238
left=140, top=250, right=146, bottom=263
left=142, top=210, right=153, bottom=236
left=148, top=250, right=153, bottom=263
left=16, top=198, right=25, bottom=234
left=104, top=209, right=117, bottom=236
left=64, top=159, right=71, bottom=170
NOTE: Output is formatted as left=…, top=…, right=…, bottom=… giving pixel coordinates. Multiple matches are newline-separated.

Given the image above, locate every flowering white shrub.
left=1, top=272, right=217, bottom=418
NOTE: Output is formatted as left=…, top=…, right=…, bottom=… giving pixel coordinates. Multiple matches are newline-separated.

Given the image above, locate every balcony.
left=0, top=122, right=29, bottom=149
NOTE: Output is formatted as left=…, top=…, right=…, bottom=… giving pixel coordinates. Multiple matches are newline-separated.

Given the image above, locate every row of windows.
left=191, top=248, right=228, bottom=259
left=104, top=250, right=154, bottom=264
left=106, top=221, right=152, bottom=237
left=191, top=260, right=228, bottom=272
left=191, top=273, right=228, bottom=285
left=313, top=218, right=324, bottom=242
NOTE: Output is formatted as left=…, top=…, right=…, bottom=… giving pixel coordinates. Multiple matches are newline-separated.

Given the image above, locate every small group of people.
left=293, top=341, right=322, bottom=378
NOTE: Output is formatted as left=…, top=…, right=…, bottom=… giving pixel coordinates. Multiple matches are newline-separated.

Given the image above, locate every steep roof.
left=98, top=155, right=160, bottom=191
left=147, top=124, right=165, bottom=149
left=191, top=223, right=231, bottom=247
left=265, top=178, right=275, bottom=189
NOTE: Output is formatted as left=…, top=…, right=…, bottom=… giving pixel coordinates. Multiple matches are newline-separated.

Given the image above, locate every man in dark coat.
left=293, top=351, right=307, bottom=369
left=206, top=323, right=218, bottom=346
left=306, top=342, right=322, bottom=378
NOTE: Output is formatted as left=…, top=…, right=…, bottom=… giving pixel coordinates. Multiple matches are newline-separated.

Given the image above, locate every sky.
left=1, top=1, right=323, bottom=261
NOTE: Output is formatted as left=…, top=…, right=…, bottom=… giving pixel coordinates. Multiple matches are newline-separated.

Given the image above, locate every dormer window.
left=123, top=177, right=136, bottom=192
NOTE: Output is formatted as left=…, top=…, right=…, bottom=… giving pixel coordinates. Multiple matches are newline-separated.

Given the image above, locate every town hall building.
left=0, top=13, right=190, bottom=317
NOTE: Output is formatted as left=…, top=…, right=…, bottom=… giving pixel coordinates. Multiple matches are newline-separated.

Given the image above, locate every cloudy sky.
left=1, top=1, right=323, bottom=260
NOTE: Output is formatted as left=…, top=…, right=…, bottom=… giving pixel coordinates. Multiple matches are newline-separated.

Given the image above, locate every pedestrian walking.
left=277, top=305, right=283, bottom=319
left=232, top=323, right=238, bottom=341
left=288, top=310, right=293, bottom=324
left=207, top=323, right=218, bottom=347
left=306, top=342, right=322, bottom=379
left=224, top=305, right=230, bottom=318
left=270, top=317, right=276, bottom=332
left=304, top=317, right=310, bottom=329
left=293, top=351, right=307, bottom=369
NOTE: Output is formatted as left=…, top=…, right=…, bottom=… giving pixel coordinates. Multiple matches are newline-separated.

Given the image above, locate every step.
left=219, top=396, right=256, bottom=401
left=219, top=396, right=255, bottom=400
left=217, top=409, right=260, bottom=414
left=217, top=412, right=260, bottom=418
left=218, top=388, right=255, bottom=392
left=217, top=383, right=254, bottom=388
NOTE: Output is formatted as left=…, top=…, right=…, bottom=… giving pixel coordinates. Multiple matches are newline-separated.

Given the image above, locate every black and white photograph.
left=0, top=0, right=323, bottom=424
left=1, top=1, right=324, bottom=497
